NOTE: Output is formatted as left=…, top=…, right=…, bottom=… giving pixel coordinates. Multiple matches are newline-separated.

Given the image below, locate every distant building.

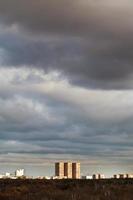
left=55, top=162, right=80, bottom=179
left=120, top=174, right=126, bottom=179
left=55, top=162, right=64, bottom=179
left=64, top=162, right=72, bottom=178
left=72, top=163, right=80, bottom=179
left=44, top=176, right=51, bottom=180
left=93, top=174, right=105, bottom=179
left=113, top=174, right=118, bottom=179
left=113, top=174, right=133, bottom=179
left=0, top=174, right=4, bottom=179
left=15, top=169, right=25, bottom=177
left=128, top=174, right=133, bottom=178
left=5, top=172, right=11, bottom=177
left=82, top=175, right=92, bottom=180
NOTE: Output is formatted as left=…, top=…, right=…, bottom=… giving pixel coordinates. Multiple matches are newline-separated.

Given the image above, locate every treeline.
left=0, top=179, right=133, bottom=200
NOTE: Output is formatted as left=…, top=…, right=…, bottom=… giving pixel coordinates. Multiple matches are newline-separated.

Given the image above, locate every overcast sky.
left=0, top=0, right=133, bottom=177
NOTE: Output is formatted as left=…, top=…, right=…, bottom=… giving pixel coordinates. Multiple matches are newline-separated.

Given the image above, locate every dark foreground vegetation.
left=0, top=179, right=133, bottom=200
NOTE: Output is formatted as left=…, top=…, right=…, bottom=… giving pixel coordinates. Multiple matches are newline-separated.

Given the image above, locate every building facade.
left=72, top=162, right=80, bottom=179
left=64, top=162, right=73, bottom=178
left=55, top=162, right=64, bottom=179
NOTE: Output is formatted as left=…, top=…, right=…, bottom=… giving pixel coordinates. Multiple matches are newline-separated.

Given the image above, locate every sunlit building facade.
left=64, top=162, right=73, bottom=178
left=72, top=162, right=80, bottom=179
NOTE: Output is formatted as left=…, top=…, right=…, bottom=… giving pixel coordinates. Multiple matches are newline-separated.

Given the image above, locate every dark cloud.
left=0, top=31, right=133, bottom=89
left=0, top=0, right=106, bottom=35
left=0, top=0, right=133, bottom=88
left=0, top=0, right=132, bottom=36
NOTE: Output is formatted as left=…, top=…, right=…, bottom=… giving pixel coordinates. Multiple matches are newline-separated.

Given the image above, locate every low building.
left=93, top=174, right=105, bottom=179
left=82, top=175, right=92, bottom=179
left=15, top=169, right=25, bottom=177
left=5, top=172, right=11, bottom=177
left=0, top=174, right=4, bottom=179
left=113, top=174, right=133, bottom=179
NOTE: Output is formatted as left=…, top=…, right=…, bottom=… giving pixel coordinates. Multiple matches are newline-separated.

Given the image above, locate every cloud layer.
left=0, top=0, right=133, bottom=88
left=0, top=67, right=133, bottom=175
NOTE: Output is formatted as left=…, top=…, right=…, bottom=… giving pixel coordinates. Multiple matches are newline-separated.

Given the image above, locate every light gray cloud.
left=0, top=68, right=132, bottom=172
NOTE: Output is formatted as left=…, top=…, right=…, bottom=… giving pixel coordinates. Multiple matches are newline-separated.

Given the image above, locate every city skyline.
left=0, top=162, right=133, bottom=180
left=0, top=0, right=133, bottom=177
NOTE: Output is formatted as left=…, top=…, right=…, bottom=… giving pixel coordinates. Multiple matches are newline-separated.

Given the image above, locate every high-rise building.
left=55, top=162, right=64, bottom=178
left=72, top=162, right=80, bottom=179
left=64, top=162, right=72, bottom=178
left=55, top=162, right=80, bottom=179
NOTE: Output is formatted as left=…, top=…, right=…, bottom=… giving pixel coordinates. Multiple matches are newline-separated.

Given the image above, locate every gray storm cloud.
left=0, top=68, right=133, bottom=172
left=0, top=0, right=133, bottom=35
left=0, top=0, right=133, bottom=88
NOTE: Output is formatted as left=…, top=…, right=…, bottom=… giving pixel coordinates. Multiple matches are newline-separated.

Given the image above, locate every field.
left=0, top=179, right=133, bottom=200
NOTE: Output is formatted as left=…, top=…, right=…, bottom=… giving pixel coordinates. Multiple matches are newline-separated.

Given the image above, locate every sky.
left=0, top=0, right=133, bottom=177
